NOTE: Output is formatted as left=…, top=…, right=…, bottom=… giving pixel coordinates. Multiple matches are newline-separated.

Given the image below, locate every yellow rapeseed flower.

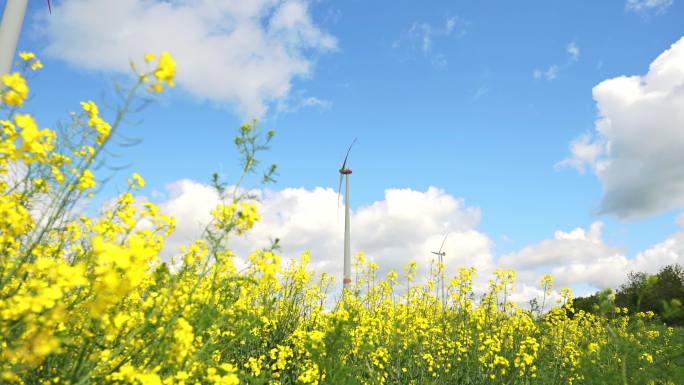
left=151, top=51, right=176, bottom=92
left=30, top=60, right=44, bottom=71
left=0, top=49, right=678, bottom=385
left=75, top=169, right=96, bottom=192
left=2, top=72, right=29, bottom=107
left=19, top=51, right=36, bottom=61
left=128, top=172, right=146, bottom=190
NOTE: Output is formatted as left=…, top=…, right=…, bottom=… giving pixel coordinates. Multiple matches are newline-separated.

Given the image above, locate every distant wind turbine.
left=338, top=138, right=357, bottom=291
left=0, top=0, right=52, bottom=76
left=431, top=233, right=448, bottom=307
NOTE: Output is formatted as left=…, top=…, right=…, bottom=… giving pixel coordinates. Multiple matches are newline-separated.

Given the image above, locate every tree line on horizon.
left=573, top=264, right=684, bottom=326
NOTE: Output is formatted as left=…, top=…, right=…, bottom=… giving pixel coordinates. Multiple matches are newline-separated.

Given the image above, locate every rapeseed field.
left=1, top=53, right=682, bottom=385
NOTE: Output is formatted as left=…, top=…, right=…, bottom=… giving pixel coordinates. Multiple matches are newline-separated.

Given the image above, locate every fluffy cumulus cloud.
left=154, top=181, right=494, bottom=278
left=156, top=179, right=220, bottom=256
left=500, top=221, right=684, bottom=290
left=143, top=180, right=684, bottom=303
left=554, top=133, right=605, bottom=174
left=36, top=0, right=336, bottom=117
left=499, top=223, right=630, bottom=289
left=557, top=36, right=684, bottom=219
left=632, top=226, right=684, bottom=274
left=148, top=181, right=523, bottom=299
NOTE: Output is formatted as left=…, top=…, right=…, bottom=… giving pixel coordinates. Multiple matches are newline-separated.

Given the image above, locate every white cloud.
left=557, top=36, right=684, bottom=218
left=149, top=181, right=504, bottom=295
left=567, top=41, right=580, bottom=61
left=554, top=133, right=606, bottom=173
left=301, top=96, right=332, bottom=110
left=144, top=180, right=684, bottom=303
left=406, top=17, right=462, bottom=53
left=445, top=17, right=458, bottom=35
left=157, top=179, right=220, bottom=257
left=275, top=93, right=332, bottom=115
left=393, top=16, right=464, bottom=67
left=351, top=187, right=489, bottom=273
left=545, top=65, right=559, bottom=80
left=498, top=221, right=684, bottom=290
left=533, top=65, right=559, bottom=81
left=632, top=219, right=684, bottom=273
left=626, top=0, right=674, bottom=14
left=499, top=222, right=624, bottom=286
left=36, top=0, right=337, bottom=118
left=472, top=84, right=489, bottom=101
left=533, top=41, right=580, bottom=81
left=155, top=182, right=492, bottom=276
left=409, top=22, right=434, bottom=53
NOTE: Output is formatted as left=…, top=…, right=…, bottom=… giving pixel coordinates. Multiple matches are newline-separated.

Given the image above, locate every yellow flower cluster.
left=18, top=51, right=43, bottom=71
left=1, top=73, right=29, bottom=107
left=81, top=100, right=111, bottom=145
left=0, top=52, right=42, bottom=109
left=137, top=51, right=176, bottom=93
left=210, top=201, right=260, bottom=235
left=129, top=172, right=146, bottom=190
left=1, top=52, right=680, bottom=385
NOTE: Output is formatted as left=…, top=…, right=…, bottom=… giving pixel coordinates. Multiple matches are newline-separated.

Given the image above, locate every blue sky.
left=6, top=0, right=684, bottom=296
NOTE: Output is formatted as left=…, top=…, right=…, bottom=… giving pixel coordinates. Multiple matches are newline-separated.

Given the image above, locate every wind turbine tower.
left=0, top=1, right=52, bottom=76
left=338, top=138, right=357, bottom=291
left=431, top=233, right=448, bottom=307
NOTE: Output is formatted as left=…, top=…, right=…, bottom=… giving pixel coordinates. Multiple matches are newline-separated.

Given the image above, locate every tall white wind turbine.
left=0, top=0, right=52, bottom=76
left=338, top=138, right=357, bottom=291
left=431, top=233, right=448, bottom=307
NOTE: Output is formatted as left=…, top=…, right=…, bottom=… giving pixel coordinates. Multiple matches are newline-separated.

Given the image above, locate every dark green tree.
left=574, top=264, right=684, bottom=325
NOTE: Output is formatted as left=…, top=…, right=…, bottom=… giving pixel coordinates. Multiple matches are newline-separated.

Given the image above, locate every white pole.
left=343, top=173, right=351, bottom=290
left=0, top=0, right=29, bottom=76
left=440, top=253, right=445, bottom=307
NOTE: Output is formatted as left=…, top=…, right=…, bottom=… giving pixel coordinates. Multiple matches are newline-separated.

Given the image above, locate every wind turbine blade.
left=337, top=138, right=355, bottom=221
left=47, top=0, right=52, bottom=13
left=438, top=233, right=448, bottom=253
left=337, top=173, right=343, bottom=211
left=340, top=137, right=357, bottom=170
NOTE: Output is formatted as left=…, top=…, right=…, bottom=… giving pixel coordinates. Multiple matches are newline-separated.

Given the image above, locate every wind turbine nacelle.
left=339, top=168, right=352, bottom=175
